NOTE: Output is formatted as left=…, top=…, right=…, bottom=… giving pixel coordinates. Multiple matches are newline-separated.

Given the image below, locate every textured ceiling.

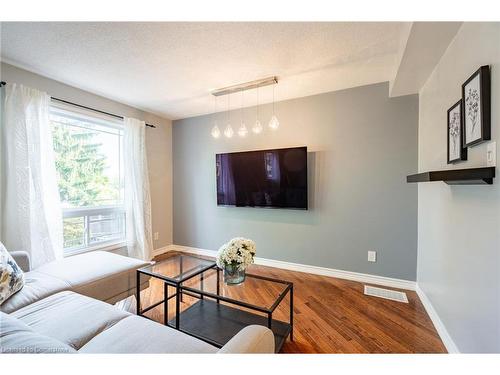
left=1, top=22, right=408, bottom=120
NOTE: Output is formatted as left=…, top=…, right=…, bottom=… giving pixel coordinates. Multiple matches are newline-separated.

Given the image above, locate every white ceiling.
left=0, top=22, right=455, bottom=120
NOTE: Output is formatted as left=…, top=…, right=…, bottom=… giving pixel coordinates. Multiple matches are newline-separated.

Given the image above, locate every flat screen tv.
left=216, top=146, right=308, bottom=209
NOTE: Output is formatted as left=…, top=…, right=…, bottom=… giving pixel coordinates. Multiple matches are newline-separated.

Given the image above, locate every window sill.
left=64, top=241, right=127, bottom=258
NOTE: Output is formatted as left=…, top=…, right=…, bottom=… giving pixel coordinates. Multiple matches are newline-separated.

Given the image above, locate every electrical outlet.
left=368, top=251, right=377, bottom=263
left=487, top=141, right=496, bottom=167
left=154, top=232, right=159, bottom=241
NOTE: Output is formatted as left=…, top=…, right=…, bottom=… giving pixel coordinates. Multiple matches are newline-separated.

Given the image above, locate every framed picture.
left=447, top=99, right=467, bottom=163
left=462, top=65, right=491, bottom=147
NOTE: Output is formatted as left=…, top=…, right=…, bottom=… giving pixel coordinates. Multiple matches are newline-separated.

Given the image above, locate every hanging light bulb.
left=268, top=115, right=279, bottom=130
left=211, top=122, right=221, bottom=138
left=224, top=93, right=233, bottom=138
left=268, top=84, right=279, bottom=130
left=252, top=87, right=263, bottom=134
left=252, top=120, right=263, bottom=134
left=224, top=124, right=234, bottom=138
left=238, top=121, right=248, bottom=137
left=238, top=91, right=248, bottom=137
left=210, top=96, right=220, bottom=138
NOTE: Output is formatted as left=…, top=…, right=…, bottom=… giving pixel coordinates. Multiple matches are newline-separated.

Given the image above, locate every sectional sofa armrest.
left=11, top=251, right=31, bottom=272
left=217, top=325, right=275, bottom=354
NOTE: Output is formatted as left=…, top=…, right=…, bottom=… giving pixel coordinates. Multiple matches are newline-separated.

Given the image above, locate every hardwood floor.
left=139, top=252, right=446, bottom=353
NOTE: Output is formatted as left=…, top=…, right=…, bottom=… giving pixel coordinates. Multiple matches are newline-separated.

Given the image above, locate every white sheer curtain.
left=123, top=117, right=153, bottom=260
left=1, top=83, right=63, bottom=268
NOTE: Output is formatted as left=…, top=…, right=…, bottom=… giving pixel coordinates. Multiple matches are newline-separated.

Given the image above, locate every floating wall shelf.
left=407, top=167, right=495, bottom=185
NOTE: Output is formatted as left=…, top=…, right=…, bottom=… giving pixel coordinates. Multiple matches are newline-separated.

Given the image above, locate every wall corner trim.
left=415, top=284, right=460, bottom=353
left=153, top=244, right=416, bottom=291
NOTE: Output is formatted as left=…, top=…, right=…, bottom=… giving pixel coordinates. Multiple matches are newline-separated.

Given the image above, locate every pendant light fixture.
left=210, top=76, right=277, bottom=139
left=268, top=84, right=279, bottom=130
left=223, top=93, right=234, bottom=138
left=252, top=86, right=263, bottom=134
left=237, top=90, right=248, bottom=137
left=211, top=95, right=220, bottom=138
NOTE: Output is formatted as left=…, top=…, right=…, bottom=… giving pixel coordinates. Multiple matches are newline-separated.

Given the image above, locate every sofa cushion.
left=35, top=251, right=150, bottom=303
left=217, top=325, right=275, bottom=353
left=12, top=291, right=130, bottom=350
left=79, top=315, right=218, bottom=353
left=0, top=312, right=76, bottom=354
left=0, top=242, right=25, bottom=306
left=0, top=270, right=70, bottom=314
left=10, top=251, right=31, bottom=272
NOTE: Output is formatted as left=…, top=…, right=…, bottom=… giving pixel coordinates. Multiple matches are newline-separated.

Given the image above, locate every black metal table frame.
left=136, top=256, right=216, bottom=330
left=136, top=261, right=294, bottom=348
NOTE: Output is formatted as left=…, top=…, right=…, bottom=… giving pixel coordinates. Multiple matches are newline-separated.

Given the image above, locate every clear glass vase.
left=223, top=264, right=246, bottom=285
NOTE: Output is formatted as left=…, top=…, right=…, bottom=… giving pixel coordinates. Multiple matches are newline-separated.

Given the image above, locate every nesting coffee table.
left=136, top=254, right=293, bottom=352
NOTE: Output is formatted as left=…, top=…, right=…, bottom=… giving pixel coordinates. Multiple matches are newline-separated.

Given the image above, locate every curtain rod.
left=0, top=81, right=156, bottom=129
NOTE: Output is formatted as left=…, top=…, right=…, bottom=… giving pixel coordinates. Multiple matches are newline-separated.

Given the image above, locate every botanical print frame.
left=447, top=99, right=467, bottom=163
left=462, top=65, right=491, bottom=147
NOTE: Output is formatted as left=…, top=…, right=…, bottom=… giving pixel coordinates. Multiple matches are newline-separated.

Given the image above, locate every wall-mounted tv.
left=216, top=146, right=308, bottom=209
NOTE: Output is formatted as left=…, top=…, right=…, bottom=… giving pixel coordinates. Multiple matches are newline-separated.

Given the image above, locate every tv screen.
left=216, top=146, right=308, bottom=209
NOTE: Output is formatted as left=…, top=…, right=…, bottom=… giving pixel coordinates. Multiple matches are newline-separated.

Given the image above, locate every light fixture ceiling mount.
left=211, top=76, right=278, bottom=97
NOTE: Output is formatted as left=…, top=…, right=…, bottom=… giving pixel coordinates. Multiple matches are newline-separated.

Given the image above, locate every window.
left=50, top=104, right=125, bottom=254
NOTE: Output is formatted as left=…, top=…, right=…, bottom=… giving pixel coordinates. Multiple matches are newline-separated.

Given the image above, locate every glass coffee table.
left=136, top=254, right=216, bottom=329
left=136, top=254, right=294, bottom=353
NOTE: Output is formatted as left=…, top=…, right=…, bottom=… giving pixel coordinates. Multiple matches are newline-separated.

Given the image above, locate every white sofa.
left=0, top=251, right=275, bottom=354
left=1, top=251, right=150, bottom=314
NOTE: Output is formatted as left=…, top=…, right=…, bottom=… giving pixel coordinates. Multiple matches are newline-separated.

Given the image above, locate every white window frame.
left=50, top=101, right=126, bottom=256
left=62, top=205, right=126, bottom=256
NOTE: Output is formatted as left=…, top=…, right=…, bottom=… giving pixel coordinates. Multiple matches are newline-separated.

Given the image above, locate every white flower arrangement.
left=216, top=237, right=256, bottom=271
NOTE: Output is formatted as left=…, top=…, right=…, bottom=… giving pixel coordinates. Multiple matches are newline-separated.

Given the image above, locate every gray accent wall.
left=417, top=23, right=500, bottom=353
left=173, top=82, right=418, bottom=280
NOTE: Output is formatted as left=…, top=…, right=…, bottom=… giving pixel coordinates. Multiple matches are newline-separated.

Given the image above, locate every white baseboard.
left=156, top=244, right=458, bottom=353
left=415, top=284, right=459, bottom=353
left=155, top=244, right=416, bottom=291
left=151, top=245, right=172, bottom=259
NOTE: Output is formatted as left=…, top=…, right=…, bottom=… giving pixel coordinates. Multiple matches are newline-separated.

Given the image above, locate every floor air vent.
left=364, top=285, right=408, bottom=303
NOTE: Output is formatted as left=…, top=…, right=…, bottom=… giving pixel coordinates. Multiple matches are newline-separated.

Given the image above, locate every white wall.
left=417, top=22, right=500, bottom=353
left=0, top=62, right=173, bottom=251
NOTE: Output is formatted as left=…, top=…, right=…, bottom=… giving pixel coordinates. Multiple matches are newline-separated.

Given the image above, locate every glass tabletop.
left=182, top=268, right=291, bottom=311
left=139, top=254, right=216, bottom=283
